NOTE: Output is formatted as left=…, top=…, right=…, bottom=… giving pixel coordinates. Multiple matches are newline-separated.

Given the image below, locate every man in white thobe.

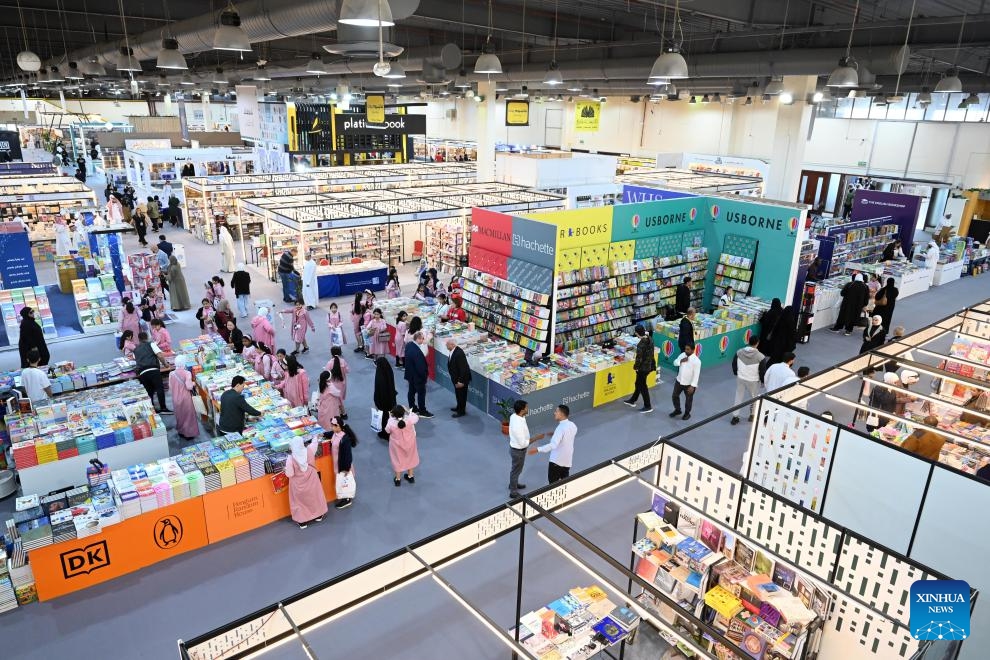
left=302, top=252, right=318, bottom=309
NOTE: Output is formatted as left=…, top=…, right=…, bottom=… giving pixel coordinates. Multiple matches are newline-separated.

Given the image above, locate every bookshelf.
left=265, top=224, right=401, bottom=277
left=424, top=218, right=468, bottom=274
left=824, top=223, right=898, bottom=277
left=71, top=277, right=134, bottom=335
left=460, top=266, right=552, bottom=352
left=713, top=253, right=755, bottom=300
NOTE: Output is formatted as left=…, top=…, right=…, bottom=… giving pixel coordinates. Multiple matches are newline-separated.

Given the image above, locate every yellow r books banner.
left=506, top=100, right=530, bottom=126
left=574, top=101, right=601, bottom=132
left=366, top=94, right=385, bottom=125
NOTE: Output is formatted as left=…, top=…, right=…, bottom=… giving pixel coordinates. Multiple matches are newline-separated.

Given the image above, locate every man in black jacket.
left=217, top=375, right=262, bottom=434
left=675, top=276, right=692, bottom=316
left=277, top=250, right=297, bottom=303
left=623, top=325, right=656, bottom=413
left=446, top=338, right=472, bottom=417
left=231, top=264, right=252, bottom=318
left=678, top=308, right=696, bottom=354
left=404, top=332, right=433, bottom=417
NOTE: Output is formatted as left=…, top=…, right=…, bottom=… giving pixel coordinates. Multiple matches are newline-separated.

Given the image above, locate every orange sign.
left=32, top=497, right=209, bottom=600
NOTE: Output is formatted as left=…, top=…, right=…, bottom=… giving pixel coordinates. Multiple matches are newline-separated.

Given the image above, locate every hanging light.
left=454, top=70, right=470, bottom=88
left=779, top=91, right=794, bottom=104
left=688, top=95, right=696, bottom=104
left=543, top=62, right=563, bottom=86
left=65, top=62, right=84, bottom=80
left=116, top=46, right=142, bottom=72
left=383, top=62, right=406, bottom=79
left=212, top=66, right=228, bottom=85
left=180, top=73, right=195, bottom=86
left=745, top=81, right=761, bottom=97
left=812, top=90, right=824, bottom=103
left=649, top=50, right=689, bottom=80
left=474, top=0, right=502, bottom=74
left=156, top=73, right=171, bottom=87
left=253, top=65, right=272, bottom=81
left=764, top=76, right=784, bottom=95
left=214, top=4, right=252, bottom=52
left=305, top=53, right=327, bottom=75
left=157, top=37, right=188, bottom=70
left=78, top=56, right=105, bottom=76
left=963, top=92, right=979, bottom=106
left=827, top=0, right=861, bottom=87
left=916, top=87, right=932, bottom=105
left=16, top=51, right=41, bottom=72
left=339, top=0, right=394, bottom=26
left=700, top=93, right=710, bottom=104
left=933, top=68, right=962, bottom=93
left=712, top=92, right=722, bottom=103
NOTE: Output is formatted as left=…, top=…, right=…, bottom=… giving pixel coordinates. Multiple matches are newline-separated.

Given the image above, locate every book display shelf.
left=71, top=276, right=136, bottom=335
left=0, top=286, right=56, bottom=344
left=713, top=253, right=755, bottom=300
left=820, top=221, right=898, bottom=277
left=460, top=266, right=552, bottom=353
left=425, top=218, right=468, bottom=274
left=127, top=252, right=166, bottom=313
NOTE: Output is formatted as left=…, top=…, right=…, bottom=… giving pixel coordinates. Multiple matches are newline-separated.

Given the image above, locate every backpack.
left=758, top=357, right=771, bottom=385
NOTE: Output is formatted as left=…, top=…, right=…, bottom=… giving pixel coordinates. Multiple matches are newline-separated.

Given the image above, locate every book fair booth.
left=180, top=162, right=477, bottom=245
left=750, top=299, right=990, bottom=658
left=178, top=425, right=971, bottom=660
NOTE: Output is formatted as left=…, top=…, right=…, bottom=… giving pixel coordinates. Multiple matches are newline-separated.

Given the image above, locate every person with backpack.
left=730, top=335, right=765, bottom=425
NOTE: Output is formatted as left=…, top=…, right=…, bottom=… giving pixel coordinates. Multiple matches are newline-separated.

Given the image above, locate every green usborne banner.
left=653, top=323, right=760, bottom=371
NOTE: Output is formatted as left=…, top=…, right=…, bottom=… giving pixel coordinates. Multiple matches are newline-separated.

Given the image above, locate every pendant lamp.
left=214, top=4, right=252, bottom=52
left=116, top=47, right=142, bottom=72
left=827, top=0, right=860, bottom=88
left=157, top=38, right=188, bottom=70
left=338, top=0, right=394, bottom=27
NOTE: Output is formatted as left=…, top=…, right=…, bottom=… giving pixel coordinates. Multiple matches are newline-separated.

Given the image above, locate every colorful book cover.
left=592, top=616, right=626, bottom=645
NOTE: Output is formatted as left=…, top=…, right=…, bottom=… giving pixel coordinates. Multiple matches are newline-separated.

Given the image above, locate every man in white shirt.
left=670, top=343, right=701, bottom=421
left=764, top=352, right=799, bottom=392
left=508, top=399, right=544, bottom=498
left=530, top=405, right=577, bottom=484
left=20, top=349, right=52, bottom=404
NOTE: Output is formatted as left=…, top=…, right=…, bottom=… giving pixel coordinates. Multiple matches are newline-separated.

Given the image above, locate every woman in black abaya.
left=373, top=357, right=397, bottom=440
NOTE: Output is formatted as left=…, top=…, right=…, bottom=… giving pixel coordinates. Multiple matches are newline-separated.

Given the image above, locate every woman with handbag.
left=327, top=417, right=357, bottom=509
left=385, top=405, right=420, bottom=486
left=279, top=299, right=315, bottom=355
left=365, top=308, right=390, bottom=361
left=169, top=355, right=200, bottom=441
left=284, top=436, right=327, bottom=529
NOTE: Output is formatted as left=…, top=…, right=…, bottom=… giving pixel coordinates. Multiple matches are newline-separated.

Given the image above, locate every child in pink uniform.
left=394, top=311, right=408, bottom=368
left=350, top=292, right=366, bottom=353
left=280, top=300, right=315, bottom=355
left=316, top=370, right=344, bottom=429
left=385, top=405, right=420, bottom=486
left=280, top=354, right=309, bottom=408
left=327, top=302, right=345, bottom=346
left=284, top=436, right=327, bottom=529
left=119, top=330, right=137, bottom=359
left=149, top=319, right=172, bottom=352
left=251, top=307, right=276, bottom=352
left=365, top=308, right=389, bottom=361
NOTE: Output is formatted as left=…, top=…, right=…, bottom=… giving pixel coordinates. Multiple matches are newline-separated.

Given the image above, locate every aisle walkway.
left=1, top=222, right=988, bottom=659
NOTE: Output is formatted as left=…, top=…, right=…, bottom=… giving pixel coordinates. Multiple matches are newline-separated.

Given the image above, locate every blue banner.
left=621, top=184, right=696, bottom=204
left=0, top=230, right=38, bottom=288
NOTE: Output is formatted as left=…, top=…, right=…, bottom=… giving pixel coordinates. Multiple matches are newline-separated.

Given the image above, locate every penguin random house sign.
left=333, top=113, right=427, bottom=136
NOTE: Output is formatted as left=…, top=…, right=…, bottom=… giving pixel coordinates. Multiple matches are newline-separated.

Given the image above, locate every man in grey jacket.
left=730, top=335, right=764, bottom=425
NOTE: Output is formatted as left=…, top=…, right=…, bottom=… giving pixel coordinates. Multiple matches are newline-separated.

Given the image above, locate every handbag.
left=876, top=293, right=888, bottom=307
left=377, top=330, right=391, bottom=342
left=330, top=326, right=344, bottom=346
left=336, top=471, right=356, bottom=499
left=370, top=405, right=383, bottom=432
left=865, top=412, right=879, bottom=427
left=192, top=392, right=208, bottom=417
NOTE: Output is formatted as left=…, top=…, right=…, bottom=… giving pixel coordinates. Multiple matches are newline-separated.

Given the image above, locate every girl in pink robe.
left=316, top=370, right=343, bottom=430
left=251, top=307, right=276, bottom=353
left=283, top=436, right=327, bottom=528
left=280, top=354, right=309, bottom=408
left=324, top=346, right=350, bottom=408
left=241, top=336, right=258, bottom=367
left=119, top=330, right=138, bottom=360
left=327, top=302, right=345, bottom=345
left=350, top=292, right=365, bottom=353
left=149, top=319, right=172, bottom=352
left=168, top=356, right=200, bottom=440
left=280, top=300, right=315, bottom=355
left=385, top=405, right=420, bottom=486
left=118, top=299, right=141, bottom=336
left=365, top=308, right=390, bottom=361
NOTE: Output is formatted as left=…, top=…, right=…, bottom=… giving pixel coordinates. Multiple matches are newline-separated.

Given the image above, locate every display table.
left=17, top=433, right=169, bottom=495
left=316, top=260, right=388, bottom=298
left=846, top=261, right=930, bottom=299
left=933, top=260, right=964, bottom=286
left=29, top=454, right=334, bottom=601
left=654, top=322, right=758, bottom=370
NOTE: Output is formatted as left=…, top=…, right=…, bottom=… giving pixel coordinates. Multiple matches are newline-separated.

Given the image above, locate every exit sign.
left=857, top=161, right=868, bottom=166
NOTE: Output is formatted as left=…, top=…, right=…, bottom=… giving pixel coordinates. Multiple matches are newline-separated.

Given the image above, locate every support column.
left=764, top=75, right=818, bottom=202
left=476, top=80, right=497, bottom=182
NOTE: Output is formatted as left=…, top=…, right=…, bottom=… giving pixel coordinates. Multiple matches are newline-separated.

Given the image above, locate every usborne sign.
left=506, top=100, right=530, bottom=126
left=333, top=113, right=426, bottom=135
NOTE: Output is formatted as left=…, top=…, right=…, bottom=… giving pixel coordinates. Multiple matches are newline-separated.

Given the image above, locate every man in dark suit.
left=446, top=338, right=472, bottom=417
left=675, top=276, right=692, bottom=316
left=678, top=307, right=696, bottom=354
left=403, top=332, right=433, bottom=418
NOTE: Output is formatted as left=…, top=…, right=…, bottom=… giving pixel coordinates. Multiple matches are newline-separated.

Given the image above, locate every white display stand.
left=811, top=287, right=841, bottom=331
left=172, top=243, right=187, bottom=268
left=17, top=433, right=168, bottom=495
left=896, top=266, right=932, bottom=298
left=933, top=260, right=964, bottom=286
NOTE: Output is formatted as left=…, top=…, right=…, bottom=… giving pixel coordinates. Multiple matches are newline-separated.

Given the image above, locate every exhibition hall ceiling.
left=0, top=0, right=986, bottom=98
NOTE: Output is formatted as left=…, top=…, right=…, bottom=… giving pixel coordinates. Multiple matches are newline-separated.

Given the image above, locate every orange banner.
left=32, top=497, right=209, bottom=600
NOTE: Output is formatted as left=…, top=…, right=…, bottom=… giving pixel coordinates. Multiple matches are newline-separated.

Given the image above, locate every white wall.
left=803, top=117, right=990, bottom=188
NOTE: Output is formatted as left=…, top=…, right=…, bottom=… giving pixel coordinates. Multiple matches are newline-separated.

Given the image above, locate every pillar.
left=476, top=80, right=497, bottom=182
left=764, top=75, right=818, bottom=202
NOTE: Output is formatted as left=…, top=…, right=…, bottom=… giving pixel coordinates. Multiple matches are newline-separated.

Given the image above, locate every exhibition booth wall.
left=751, top=302, right=990, bottom=659
left=178, top=423, right=970, bottom=660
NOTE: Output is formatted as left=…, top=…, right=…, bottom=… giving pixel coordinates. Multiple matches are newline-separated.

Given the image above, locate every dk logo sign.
left=60, top=540, right=110, bottom=578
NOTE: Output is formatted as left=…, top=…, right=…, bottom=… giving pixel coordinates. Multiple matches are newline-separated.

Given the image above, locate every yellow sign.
left=506, top=100, right=530, bottom=126
left=527, top=208, right=613, bottom=261
left=593, top=357, right=657, bottom=406
left=286, top=102, right=298, bottom=151
left=366, top=94, right=385, bottom=125
left=574, top=101, right=601, bottom=132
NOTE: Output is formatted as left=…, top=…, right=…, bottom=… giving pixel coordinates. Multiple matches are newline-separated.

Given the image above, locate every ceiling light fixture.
left=180, top=73, right=195, bottom=85
left=157, top=38, right=188, bottom=70
left=14, top=0, right=40, bottom=71
left=383, top=62, right=405, bottom=79
left=543, top=0, right=564, bottom=86
left=812, top=90, right=824, bottom=103
left=212, top=66, right=228, bottom=85
left=701, top=93, right=710, bottom=104
left=649, top=0, right=689, bottom=80
left=65, top=62, right=84, bottom=80
left=214, top=3, right=252, bottom=52
left=339, top=0, right=394, bottom=27
left=254, top=64, right=271, bottom=81
left=116, top=47, right=141, bottom=72
left=934, top=14, right=967, bottom=94
left=474, top=0, right=502, bottom=75
left=305, top=53, right=327, bottom=75
left=764, top=77, right=784, bottom=95
left=779, top=91, right=794, bottom=104
left=827, top=0, right=860, bottom=88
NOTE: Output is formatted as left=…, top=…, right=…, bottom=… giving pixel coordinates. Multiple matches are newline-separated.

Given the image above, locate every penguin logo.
left=154, top=515, right=184, bottom=549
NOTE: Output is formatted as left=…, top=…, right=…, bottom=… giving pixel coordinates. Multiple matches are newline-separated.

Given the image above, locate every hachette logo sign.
left=910, top=580, right=970, bottom=641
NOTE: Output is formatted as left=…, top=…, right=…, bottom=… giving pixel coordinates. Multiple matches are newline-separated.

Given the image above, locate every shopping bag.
left=271, top=471, right=288, bottom=494
left=370, top=406, right=383, bottom=432
left=865, top=412, right=879, bottom=427
left=308, top=391, right=320, bottom=414
left=192, top=392, right=208, bottom=417
left=86, top=459, right=110, bottom=487
left=336, top=471, right=356, bottom=499
left=330, top=326, right=344, bottom=346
